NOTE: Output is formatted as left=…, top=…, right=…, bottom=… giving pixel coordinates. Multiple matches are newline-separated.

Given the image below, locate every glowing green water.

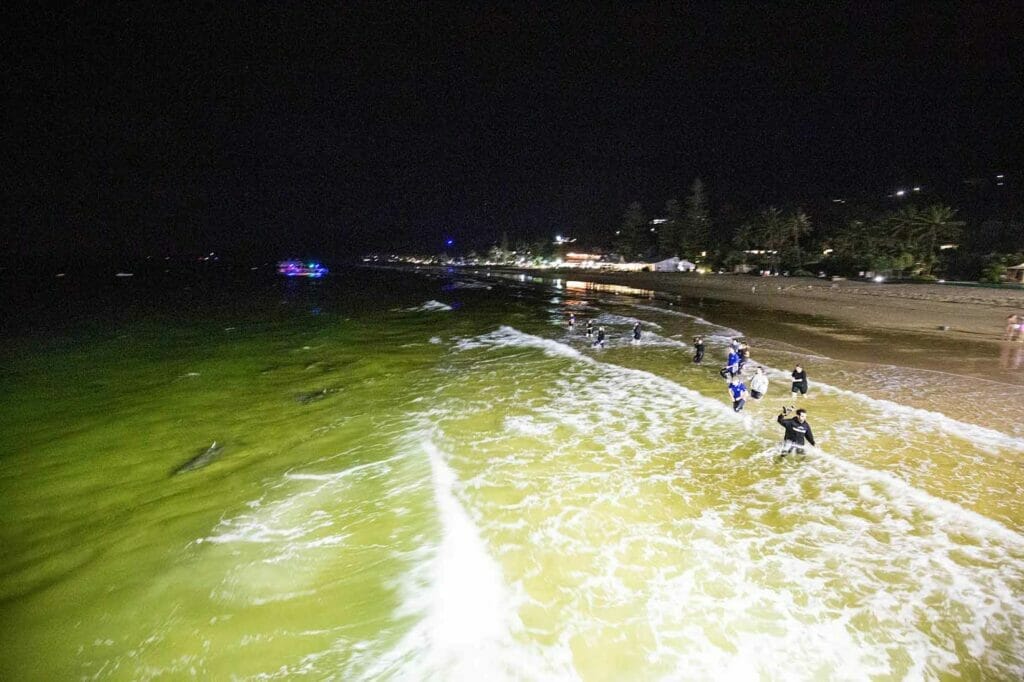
left=2, top=268, right=1022, bottom=680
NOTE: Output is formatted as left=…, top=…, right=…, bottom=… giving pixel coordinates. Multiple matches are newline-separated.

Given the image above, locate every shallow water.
left=1, top=267, right=1023, bottom=680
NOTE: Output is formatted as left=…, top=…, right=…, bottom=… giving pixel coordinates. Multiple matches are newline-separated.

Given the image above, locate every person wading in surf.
left=728, top=375, right=748, bottom=412
left=737, top=342, right=751, bottom=372
left=692, top=335, right=705, bottom=364
left=749, top=367, right=769, bottom=399
left=720, top=347, right=741, bottom=379
left=777, top=406, right=815, bottom=456
left=790, top=364, right=809, bottom=399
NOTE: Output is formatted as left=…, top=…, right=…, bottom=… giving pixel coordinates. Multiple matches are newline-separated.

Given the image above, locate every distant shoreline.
left=461, top=267, right=1024, bottom=340
left=379, top=264, right=1024, bottom=385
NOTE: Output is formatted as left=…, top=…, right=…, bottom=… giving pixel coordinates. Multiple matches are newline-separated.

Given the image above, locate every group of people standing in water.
left=696, top=335, right=815, bottom=455
left=568, top=313, right=817, bottom=456
left=568, top=313, right=640, bottom=349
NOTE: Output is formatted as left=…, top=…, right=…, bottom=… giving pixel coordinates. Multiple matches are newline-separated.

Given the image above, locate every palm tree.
left=891, top=205, right=964, bottom=276
left=658, top=198, right=681, bottom=258
left=782, top=210, right=812, bottom=268
left=735, top=207, right=784, bottom=271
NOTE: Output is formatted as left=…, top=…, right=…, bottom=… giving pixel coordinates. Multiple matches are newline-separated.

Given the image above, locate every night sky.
left=6, top=3, right=1023, bottom=264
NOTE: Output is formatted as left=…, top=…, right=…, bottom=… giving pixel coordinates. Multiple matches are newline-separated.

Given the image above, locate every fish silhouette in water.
left=172, top=441, right=224, bottom=475
left=295, top=388, right=330, bottom=404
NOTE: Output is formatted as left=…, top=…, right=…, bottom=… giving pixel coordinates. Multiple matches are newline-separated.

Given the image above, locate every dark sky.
left=5, top=2, right=1023, bottom=263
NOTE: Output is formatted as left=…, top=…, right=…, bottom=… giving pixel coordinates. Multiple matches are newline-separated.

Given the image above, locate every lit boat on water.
left=277, top=260, right=328, bottom=278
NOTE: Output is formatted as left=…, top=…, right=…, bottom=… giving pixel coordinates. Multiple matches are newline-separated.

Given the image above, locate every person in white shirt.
left=749, top=366, right=769, bottom=399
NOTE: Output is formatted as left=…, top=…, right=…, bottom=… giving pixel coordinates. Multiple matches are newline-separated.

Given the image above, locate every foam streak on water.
left=428, top=325, right=1024, bottom=679
left=5, top=269, right=1024, bottom=681
left=356, top=439, right=572, bottom=681
left=608, top=300, right=1024, bottom=529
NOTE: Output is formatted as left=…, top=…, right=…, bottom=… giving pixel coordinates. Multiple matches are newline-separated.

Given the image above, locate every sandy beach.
left=417, top=266, right=1024, bottom=385
left=545, top=271, right=1024, bottom=339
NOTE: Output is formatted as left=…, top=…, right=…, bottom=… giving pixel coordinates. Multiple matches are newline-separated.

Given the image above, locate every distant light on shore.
left=873, top=275, right=885, bottom=283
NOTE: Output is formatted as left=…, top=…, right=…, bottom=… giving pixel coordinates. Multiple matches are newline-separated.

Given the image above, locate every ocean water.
left=2, top=266, right=1023, bottom=680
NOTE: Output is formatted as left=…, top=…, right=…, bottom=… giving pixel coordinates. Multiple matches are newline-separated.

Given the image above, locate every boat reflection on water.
left=277, top=260, right=328, bottom=278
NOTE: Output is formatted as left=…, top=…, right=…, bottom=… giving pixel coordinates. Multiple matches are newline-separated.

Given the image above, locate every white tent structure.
left=651, top=257, right=697, bottom=272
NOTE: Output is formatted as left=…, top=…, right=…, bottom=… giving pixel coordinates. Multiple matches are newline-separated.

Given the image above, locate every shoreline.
left=513, top=269, right=1024, bottom=340
left=388, top=265, right=1024, bottom=385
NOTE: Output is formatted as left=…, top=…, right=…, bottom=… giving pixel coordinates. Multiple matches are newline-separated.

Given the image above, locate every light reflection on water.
left=1, top=267, right=1023, bottom=680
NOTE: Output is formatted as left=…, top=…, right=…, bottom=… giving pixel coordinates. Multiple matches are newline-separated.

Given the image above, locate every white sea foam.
left=459, top=326, right=735, bottom=418
left=396, top=300, right=453, bottom=312
left=630, top=302, right=743, bottom=337
left=446, top=280, right=492, bottom=290
left=355, top=440, right=574, bottom=680
left=590, top=312, right=663, bottom=329
left=200, top=454, right=407, bottom=607
left=755, top=365, right=1024, bottom=452
left=625, top=299, right=1024, bottom=449
left=430, top=323, right=1024, bottom=678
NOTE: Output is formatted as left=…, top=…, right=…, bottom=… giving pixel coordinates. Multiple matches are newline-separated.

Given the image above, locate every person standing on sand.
left=778, top=406, right=816, bottom=456
left=791, top=365, right=809, bottom=398
left=693, top=335, right=705, bottom=364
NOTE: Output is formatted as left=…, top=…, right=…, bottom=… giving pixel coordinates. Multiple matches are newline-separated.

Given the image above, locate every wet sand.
left=549, top=271, right=1024, bottom=338
left=404, top=266, right=1024, bottom=386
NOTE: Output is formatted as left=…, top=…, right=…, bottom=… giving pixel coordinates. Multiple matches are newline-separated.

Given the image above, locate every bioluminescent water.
left=2, top=267, right=1022, bottom=680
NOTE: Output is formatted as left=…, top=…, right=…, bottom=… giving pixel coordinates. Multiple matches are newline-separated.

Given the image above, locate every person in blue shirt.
left=728, top=376, right=748, bottom=412
left=719, top=349, right=741, bottom=378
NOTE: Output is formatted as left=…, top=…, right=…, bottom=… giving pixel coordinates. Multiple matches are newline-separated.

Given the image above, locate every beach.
left=532, top=270, right=1024, bottom=338
left=3, top=266, right=1024, bottom=679
left=444, top=267, right=1024, bottom=385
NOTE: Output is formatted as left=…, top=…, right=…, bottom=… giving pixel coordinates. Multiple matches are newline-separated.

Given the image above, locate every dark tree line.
left=614, top=181, right=1024, bottom=282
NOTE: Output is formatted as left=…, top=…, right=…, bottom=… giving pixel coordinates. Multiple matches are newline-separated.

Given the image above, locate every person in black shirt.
left=692, top=335, right=705, bottom=364
left=737, top=342, right=751, bottom=372
left=585, top=319, right=594, bottom=337
left=632, top=322, right=642, bottom=343
left=777, top=406, right=816, bottom=456
left=790, top=365, right=809, bottom=399
left=593, top=327, right=606, bottom=348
